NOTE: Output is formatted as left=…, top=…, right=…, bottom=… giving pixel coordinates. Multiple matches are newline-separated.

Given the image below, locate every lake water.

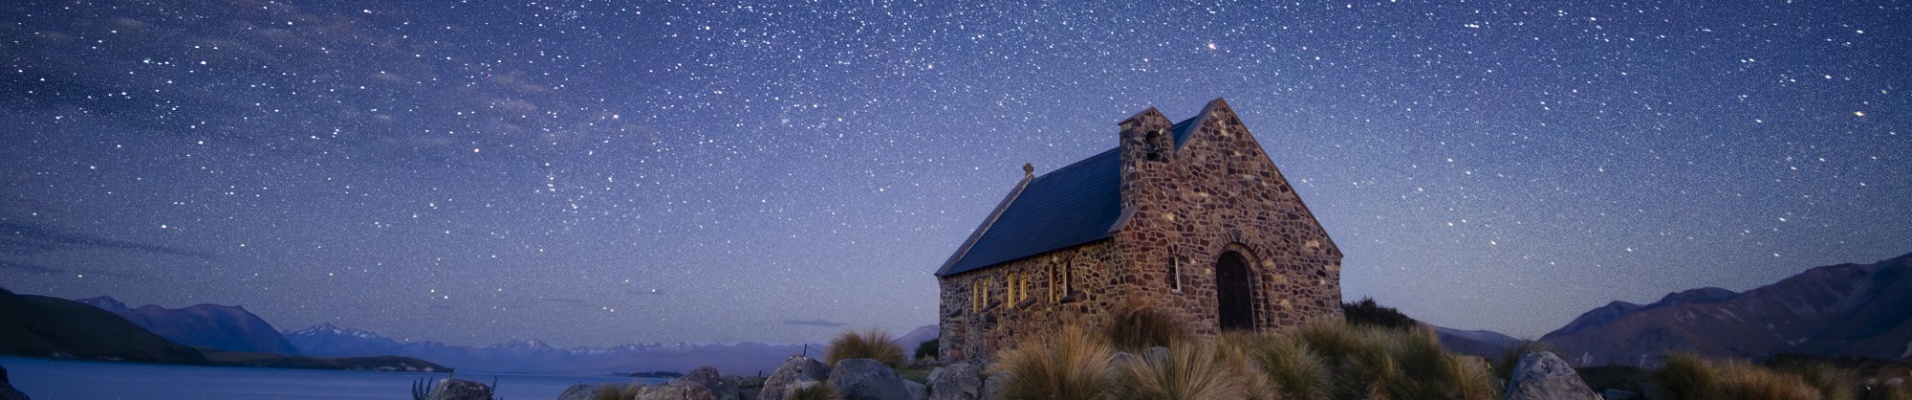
left=0, top=356, right=667, bottom=400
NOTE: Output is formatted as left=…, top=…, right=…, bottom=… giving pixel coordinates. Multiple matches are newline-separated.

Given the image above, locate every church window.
left=1169, top=257, right=1182, bottom=291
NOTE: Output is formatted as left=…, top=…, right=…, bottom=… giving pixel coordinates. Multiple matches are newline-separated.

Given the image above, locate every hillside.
left=1542, top=252, right=1912, bottom=366
left=0, top=287, right=207, bottom=364
left=82, top=296, right=301, bottom=355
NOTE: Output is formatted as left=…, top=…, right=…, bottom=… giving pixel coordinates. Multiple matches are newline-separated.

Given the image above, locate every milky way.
left=2, top=0, right=1906, bottom=346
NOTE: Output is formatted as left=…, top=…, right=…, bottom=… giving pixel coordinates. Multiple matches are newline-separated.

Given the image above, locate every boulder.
left=557, top=384, right=613, bottom=400
left=760, top=356, right=830, bottom=400
left=1502, top=351, right=1598, bottom=400
left=828, top=358, right=911, bottom=400
left=674, top=366, right=742, bottom=400
left=926, top=363, right=982, bottom=400
left=424, top=378, right=493, bottom=400
left=981, top=372, right=1011, bottom=400
left=905, top=380, right=927, bottom=400
left=633, top=382, right=715, bottom=400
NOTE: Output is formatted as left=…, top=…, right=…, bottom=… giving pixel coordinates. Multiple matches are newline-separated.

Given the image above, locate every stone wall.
left=1113, top=99, right=1342, bottom=336
left=936, top=239, right=1128, bottom=362
left=936, top=99, right=1343, bottom=361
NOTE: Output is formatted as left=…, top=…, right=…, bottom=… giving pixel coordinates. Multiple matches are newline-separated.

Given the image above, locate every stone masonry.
left=936, top=98, right=1343, bottom=361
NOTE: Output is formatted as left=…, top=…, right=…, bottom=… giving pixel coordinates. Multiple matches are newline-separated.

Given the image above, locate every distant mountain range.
left=0, top=288, right=206, bottom=364
left=80, top=296, right=300, bottom=355
left=22, top=252, right=1907, bottom=373
left=1540, top=252, right=1912, bottom=367
left=283, top=323, right=820, bottom=375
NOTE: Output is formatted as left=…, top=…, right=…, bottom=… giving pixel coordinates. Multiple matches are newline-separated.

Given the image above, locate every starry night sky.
left=2, top=0, right=1907, bottom=347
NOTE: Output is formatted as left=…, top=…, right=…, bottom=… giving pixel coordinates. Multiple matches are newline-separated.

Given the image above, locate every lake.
left=0, top=356, right=667, bottom=400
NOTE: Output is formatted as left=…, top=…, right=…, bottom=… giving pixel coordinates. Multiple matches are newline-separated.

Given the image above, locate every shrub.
left=1115, top=340, right=1253, bottom=400
left=992, top=325, right=1118, bottom=400
left=1106, top=300, right=1188, bottom=352
left=825, top=328, right=907, bottom=369
left=914, top=338, right=940, bottom=361
left=1341, top=297, right=1419, bottom=331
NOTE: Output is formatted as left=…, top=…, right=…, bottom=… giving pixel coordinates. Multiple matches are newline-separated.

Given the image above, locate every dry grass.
left=825, top=328, right=907, bottom=369
left=1235, top=333, right=1329, bottom=400
left=1652, top=353, right=1718, bottom=400
left=1652, top=353, right=1872, bottom=400
left=1115, top=340, right=1254, bottom=400
left=1286, top=318, right=1496, bottom=400
left=990, top=306, right=1501, bottom=400
left=1106, top=299, right=1189, bottom=352
left=1716, top=359, right=1820, bottom=400
left=992, top=325, right=1119, bottom=400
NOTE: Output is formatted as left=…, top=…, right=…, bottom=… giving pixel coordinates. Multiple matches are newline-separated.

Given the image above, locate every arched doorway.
left=1215, top=251, right=1255, bottom=331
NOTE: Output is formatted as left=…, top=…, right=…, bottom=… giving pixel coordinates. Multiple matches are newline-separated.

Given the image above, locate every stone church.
left=934, top=98, right=1343, bottom=361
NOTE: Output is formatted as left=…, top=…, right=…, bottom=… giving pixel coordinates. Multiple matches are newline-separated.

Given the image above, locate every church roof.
left=935, top=115, right=1203, bottom=277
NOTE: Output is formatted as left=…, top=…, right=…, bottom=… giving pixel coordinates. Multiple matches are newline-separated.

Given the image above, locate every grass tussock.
left=1107, top=299, right=1189, bottom=352
left=1115, top=340, right=1254, bottom=400
left=994, top=304, right=1499, bottom=400
left=825, top=328, right=906, bottom=369
left=1244, top=333, right=1330, bottom=400
left=1650, top=353, right=1893, bottom=400
left=1283, top=318, right=1496, bottom=400
left=992, top=325, right=1119, bottom=400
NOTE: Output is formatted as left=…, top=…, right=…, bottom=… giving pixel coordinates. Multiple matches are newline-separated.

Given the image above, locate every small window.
left=1049, top=264, right=1062, bottom=302
left=972, top=282, right=982, bottom=311
left=1168, top=257, right=1182, bottom=291
left=1144, top=131, right=1164, bottom=161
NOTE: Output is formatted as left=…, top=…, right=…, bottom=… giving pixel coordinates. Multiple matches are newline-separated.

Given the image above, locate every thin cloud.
left=0, top=223, right=214, bottom=258
left=0, top=259, right=65, bottom=274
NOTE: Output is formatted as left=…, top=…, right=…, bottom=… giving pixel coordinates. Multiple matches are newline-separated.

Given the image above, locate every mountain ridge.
left=80, top=296, right=301, bottom=355
left=1542, top=252, right=1912, bottom=366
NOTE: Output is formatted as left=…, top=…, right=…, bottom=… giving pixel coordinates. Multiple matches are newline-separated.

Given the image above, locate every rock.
left=905, top=380, right=927, bottom=400
left=633, top=382, right=715, bottom=400
left=558, top=384, right=612, bottom=400
left=828, top=358, right=911, bottom=400
left=1601, top=388, right=1637, bottom=400
left=424, top=378, right=493, bottom=400
left=1502, top=351, right=1599, bottom=400
left=674, top=366, right=742, bottom=400
left=981, top=372, right=1011, bottom=400
left=0, top=364, right=28, bottom=400
left=927, top=363, right=982, bottom=400
left=760, top=356, right=831, bottom=400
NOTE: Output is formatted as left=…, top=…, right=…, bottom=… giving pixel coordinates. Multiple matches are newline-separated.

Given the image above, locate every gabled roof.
left=935, top=147, right=1126, bottom=277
